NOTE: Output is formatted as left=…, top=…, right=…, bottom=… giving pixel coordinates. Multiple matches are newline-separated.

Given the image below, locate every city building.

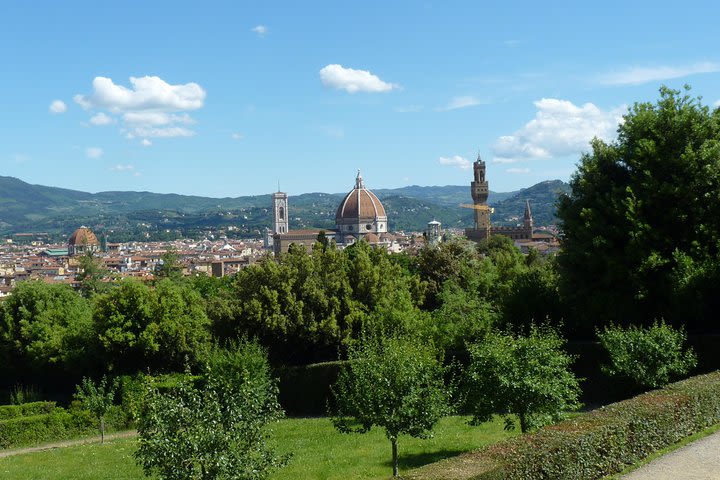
left=67, top=226, right=100, bottom=256
left=465, top=155, right=533, bottom=243
left=272, top=170, right=390, bottom=256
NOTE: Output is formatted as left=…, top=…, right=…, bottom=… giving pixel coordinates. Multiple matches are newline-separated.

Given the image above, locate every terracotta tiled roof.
left=68, top=227, right=99, bottom=246
left=335, top=172, right=386, bottom=221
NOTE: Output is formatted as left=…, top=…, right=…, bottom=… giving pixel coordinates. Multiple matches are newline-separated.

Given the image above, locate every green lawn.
left=0, top=416, right=514, bottom=480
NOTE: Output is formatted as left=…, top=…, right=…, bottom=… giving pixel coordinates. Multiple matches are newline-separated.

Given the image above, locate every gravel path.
left=0, top=430, right=137, bottom=459
left=622, top=430, right=720, bottom=479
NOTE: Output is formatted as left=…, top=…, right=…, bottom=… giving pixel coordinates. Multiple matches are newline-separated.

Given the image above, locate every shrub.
left=0, top=401, right=56, bottom=421
left=598, top=320, right=697, bottom=389
left=0, top=409, right=95, bottom=449
left=404, top=371, right=720, bottom=480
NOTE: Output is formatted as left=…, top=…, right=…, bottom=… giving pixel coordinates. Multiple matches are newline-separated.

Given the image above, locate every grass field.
left=0, top=416, right=514, bottom=480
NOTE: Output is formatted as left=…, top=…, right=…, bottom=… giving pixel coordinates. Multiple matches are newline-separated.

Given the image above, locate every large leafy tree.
left=93, top=279, right=211, bottom=372
left=557, top=86, right=720, bottom=333
left=465, top=327, right=581, bottom=433
left=0, top=281, right=93, bottom=374
left=331, top=336, right=451, bottom=477
left=135, top=341, right=285, bottom=480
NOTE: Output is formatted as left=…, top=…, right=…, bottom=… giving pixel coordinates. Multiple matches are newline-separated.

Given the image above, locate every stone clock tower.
left=272, top=191, right=289, bottom=234
left=470, top=155, right=491, bottom=233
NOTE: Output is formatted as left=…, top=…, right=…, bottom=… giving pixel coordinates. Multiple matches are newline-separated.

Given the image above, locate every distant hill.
left=0, top=176, right=570, bottom=239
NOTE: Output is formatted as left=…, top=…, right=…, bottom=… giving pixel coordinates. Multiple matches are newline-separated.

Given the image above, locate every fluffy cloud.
left=599, top=62, right=720, bottom=86
left=439, top=155, right=471, bottom=169
left=89, top=112, right=115, bottom=126
left=49, top=100, right=67, bottom=114
left=319, top=64, right=397, bottom=93
left=86, top=147, right=103, bottom=159
left=492, top=98, right=625, bottom=163
left=74, top=76, right=205, bottom=112
left=75, top=76, right=205, bottom=142
left=440, top=96, right=482, bottom=111
left=127, top=126, right=195, bottom=138
left=123, top=112, right=194, bottom=126
left=141, top=139, right=152, bottom=147
left=715, top=100, right=720, bottom=107
left=252, top=25, right=267, bottom=36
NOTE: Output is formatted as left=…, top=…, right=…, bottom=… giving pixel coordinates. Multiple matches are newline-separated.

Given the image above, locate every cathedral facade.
left=271, top=170, right=389, bottom=255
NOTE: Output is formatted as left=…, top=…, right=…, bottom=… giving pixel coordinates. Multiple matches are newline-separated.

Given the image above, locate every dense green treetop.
left=558, top=86, right=720, bottom=332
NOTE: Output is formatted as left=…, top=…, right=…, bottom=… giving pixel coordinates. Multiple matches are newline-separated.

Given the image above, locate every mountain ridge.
left=0, top=176, right=570, bottom=239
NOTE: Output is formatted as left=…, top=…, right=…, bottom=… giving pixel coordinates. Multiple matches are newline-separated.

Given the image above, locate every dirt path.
left=622, top=430, right=720, bottom=479
left=0, top=430, right=137, bottom=459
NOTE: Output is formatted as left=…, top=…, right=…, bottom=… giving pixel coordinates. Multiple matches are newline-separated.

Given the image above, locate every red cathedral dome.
left=335, top=171, right=386, bottom=221
left=68, top=226, right=99, bottom=247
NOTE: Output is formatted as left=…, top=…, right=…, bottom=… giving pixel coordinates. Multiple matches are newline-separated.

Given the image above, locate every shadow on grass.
left=386, top=449, right=468, bottom=470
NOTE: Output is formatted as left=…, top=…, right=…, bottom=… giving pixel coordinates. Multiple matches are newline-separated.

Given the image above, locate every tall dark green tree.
left=557, top=86, right=720, bottom=334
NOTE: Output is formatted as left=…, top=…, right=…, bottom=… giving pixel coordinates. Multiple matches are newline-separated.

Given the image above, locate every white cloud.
left=49, top=100, right=67, bottom=114
left=251, top=25, right=267, bottom=36
left=440, top=96, right=482, bottom=111
left=319, top=64, right=397, bottom=93
left=75, top=76, right=205, bottom=141
left=111, top=164, right=134, bottom=171
left=86, top=147, right=103, bottom=159
left=492, top=98, right=625, bottom=163
left=231, top=133, right=244, bottom=140
left=89, top=112, right=115, bottom=126
left=715, top=100, right=720, bottom=107
left=123, top=112, right=194, bottom=126
left=141, top=139, right=152, bottom=147
left=74, top=76, right=206, bottom=112
left=506, top=167, right=531, bottom=174
left=439, top=155, right=471, bottom=169
left=129, top=126, right=195, bottom=138
left=599, top=62, right=720, bottom=86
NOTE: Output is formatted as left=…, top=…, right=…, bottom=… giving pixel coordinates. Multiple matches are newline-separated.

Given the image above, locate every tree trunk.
left=100, top=417, right=105, bottom=444
left=519, top=413, right=528, bottom=433
left=391, top=436, right=398, bottom=477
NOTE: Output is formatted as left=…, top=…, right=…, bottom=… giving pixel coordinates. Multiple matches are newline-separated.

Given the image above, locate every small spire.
left=476, top=151, right=483, bottom=163
left=355, top=169, right=365, bottom=189
left=277, top=180, right=280, bottom=193
left=524, top=199, right=532, bottom=219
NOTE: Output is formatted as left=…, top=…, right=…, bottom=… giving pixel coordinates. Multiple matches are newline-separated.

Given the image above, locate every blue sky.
left=2, top=1, right=719, bottom=197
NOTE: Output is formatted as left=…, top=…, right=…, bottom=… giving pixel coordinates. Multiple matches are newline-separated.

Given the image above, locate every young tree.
left=135, top=341, right=285, bottom=480
left=465, top=327, right=581, bottom=433
left=597, top=320, right=697, bottom=389
left=331, top=336, right=451, bottom=477
left=74, top=375, right=118, bottom=444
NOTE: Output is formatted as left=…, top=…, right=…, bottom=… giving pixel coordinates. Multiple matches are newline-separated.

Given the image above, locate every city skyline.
left=2, top=1, right=719, bottom=196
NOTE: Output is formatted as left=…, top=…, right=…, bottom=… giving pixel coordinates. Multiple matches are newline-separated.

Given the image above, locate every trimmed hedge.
left=0, top=405, right=130, bottom=450
left=404, top=371, right=720, bottom=480
left=0, top=401, right=56, bottom=421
